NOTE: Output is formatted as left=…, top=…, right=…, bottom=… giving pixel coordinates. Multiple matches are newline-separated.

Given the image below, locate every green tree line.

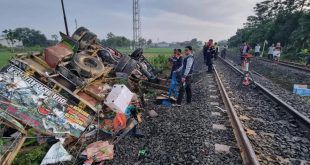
left=1, top=28, right=153, bottom=49
left=2, top=28, right=51, bottom=47
left=101, top=32, right=152, bottom=48
left=228, top=0, right=310, bottom=62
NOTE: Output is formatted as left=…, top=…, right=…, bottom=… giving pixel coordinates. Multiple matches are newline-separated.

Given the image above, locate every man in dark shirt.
left=169, top=49, right=183, bottom=79
left=306, top=53, right=310, bottom=66
left=174, top=46, right=194, bottom=106
left=203, top=39, right=215, bottom=73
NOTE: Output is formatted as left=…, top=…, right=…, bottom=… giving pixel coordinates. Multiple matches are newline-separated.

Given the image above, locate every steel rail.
left=257, top=57, right=310, bottom=72
left=213, top=66, right=260, bottom=165
left=219, top=57, right=310, bottom=128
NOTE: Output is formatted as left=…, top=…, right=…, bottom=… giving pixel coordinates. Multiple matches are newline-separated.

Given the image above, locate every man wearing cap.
left=174, top=46, right=194, bottom=106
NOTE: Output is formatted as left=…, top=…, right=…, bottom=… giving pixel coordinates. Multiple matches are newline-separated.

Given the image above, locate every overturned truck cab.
left=0, top=27, right=159, bottom=164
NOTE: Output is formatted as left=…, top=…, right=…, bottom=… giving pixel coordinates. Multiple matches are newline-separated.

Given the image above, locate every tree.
left=4, top=27, right=48, bottom=47
left=147, top=39, right=152, bottom=46
left=51, top=34, right=59, bottom=42
left=107, top=32, right=115, bottom=39
left=2, top=29, right=16, bottom=52
left=138, top=37, right=146, bottom=48
left=103, top=32, right=131, bottom=48
left=228, top=0, right=310, bottom=62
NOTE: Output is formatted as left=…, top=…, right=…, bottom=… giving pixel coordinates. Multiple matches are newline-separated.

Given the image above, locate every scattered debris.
left=40, top=141, right=72, bottom=165
left=138, top=148, right=147, bottom=158
left=147, top=110, right=158, bottom=118
left=0, top=27, right=169, bottom=164
left=81, top=141, right=114, bottom=164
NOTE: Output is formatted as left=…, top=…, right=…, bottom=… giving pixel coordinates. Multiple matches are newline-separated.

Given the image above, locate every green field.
left=117, top=47, right=173, bottom=57
left=0, top=51, right=13, bottom=67
left=0, top=46, right=43, bottom=67
left=0, top=47, right=174, bottom=69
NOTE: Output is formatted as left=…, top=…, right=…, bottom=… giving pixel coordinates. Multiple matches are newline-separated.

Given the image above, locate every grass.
left=0, top=46, right=174, bottom=73
left=0, top=51, right=14, bottom=67
left=116, top=47, right=173, bottom=71
left=0, top=46, right=43, bottom=67
left=117, top=47, right=173, bottom=57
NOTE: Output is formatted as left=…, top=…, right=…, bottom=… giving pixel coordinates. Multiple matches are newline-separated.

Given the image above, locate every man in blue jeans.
left=173, top=46, right=194, bottom=106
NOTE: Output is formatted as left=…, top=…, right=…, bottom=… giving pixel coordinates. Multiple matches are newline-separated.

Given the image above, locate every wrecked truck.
left=0, top=27, right=161, bottom=164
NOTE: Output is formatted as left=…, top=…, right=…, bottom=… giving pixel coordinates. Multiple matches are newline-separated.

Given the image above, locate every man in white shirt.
left=254, top=44, right=260, bottom=57
left=268, top=44, right=274, bottom=60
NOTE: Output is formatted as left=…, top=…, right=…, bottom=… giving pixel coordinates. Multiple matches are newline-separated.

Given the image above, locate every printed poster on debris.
left=0, top=65, right=93, bottom=137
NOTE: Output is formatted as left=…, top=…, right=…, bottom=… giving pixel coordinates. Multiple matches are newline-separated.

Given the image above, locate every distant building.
left=156, top=42, right=170, bottom=48
left=0, top=37, right=23, bottom=48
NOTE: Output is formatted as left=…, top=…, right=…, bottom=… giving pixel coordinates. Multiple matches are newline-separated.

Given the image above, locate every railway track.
left=213, top=58, right=310, bottom=164
left=257, top=57, right=310, bottom=72
left=226, top=54, right=310, bottom=119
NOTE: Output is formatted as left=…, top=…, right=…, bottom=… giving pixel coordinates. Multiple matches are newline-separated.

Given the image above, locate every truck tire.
left=79, top=31, right=97, bottom=50
left=98, top=49, right=118, bottom=64
left=115, top=55, right=138, bottom=74
left=72, top=27, right=89, bottom=41
left=130, top=48, right=143, bottom=60
left=71, top=53, right=105, bottom=78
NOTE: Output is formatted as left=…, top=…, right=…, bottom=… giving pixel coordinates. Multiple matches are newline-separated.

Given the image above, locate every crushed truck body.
left=0, top=27, right=164, bottom=164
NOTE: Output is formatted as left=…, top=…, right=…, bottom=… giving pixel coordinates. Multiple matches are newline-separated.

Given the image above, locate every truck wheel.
left=79, top=31, right=97, bottom=50
left=72, top=53, right=105, bottom=78
left=98, top=49, right=118, bottom=64
left=115, top=55, right=137, bottom=74
left=130, top=48, right=143, bottom=60
left=72, top=27, right=89, bottom=41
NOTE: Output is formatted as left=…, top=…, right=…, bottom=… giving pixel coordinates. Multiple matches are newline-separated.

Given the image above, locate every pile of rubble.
left=0, top=27, right=165, bottom=164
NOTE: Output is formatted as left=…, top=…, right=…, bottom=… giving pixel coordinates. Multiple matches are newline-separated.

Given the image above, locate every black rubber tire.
left=72, top=27, right=89, bottom=41
left=130, top=48, right=143, bottom=60
left=79, top=31, right=97, bottom=50
left=115, top=55, right=137, bottom=74
left=98, top=49, right=118, bottom=64
left=71, top=53, right=105, bottom=78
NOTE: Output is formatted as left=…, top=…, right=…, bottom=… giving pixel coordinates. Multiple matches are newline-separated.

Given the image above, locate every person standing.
left=306, top=52, right=310, bottom=66
left=169, top=48, right=183, bottom=79
left=268, top=44, right=274, bottom=60
left=273, top=42, right=282, bottom=62
left=240, top=41, right=251, bottom=64
left=221, top=45, right=227, bottom=59
left=254, top=43, right=261, bottom=57
left=174, top=46, right=194, bottom=106
left=203, top=39, right=215, bottom=73
left=214, top=42, right=219, bottom=60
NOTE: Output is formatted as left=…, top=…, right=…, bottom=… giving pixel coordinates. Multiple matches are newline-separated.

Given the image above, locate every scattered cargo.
left=0, top=27, right=165, bottom=164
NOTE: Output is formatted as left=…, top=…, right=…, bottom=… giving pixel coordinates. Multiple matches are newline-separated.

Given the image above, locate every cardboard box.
left=104, top=85, right=134, bottom=113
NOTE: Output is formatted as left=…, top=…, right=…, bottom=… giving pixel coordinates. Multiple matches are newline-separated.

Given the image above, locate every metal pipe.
left=61, top=0, right=69, bottom=36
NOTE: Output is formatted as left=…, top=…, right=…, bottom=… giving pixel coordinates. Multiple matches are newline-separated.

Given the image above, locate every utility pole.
left=61, top=0, right=69, bottom=36
left=75, top=18, right=78, bottom=30
left=133, top=0, right=141, bottom=49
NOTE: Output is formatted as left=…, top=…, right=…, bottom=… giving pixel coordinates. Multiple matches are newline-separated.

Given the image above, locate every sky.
left=0, top=0, right=262, bottom=42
